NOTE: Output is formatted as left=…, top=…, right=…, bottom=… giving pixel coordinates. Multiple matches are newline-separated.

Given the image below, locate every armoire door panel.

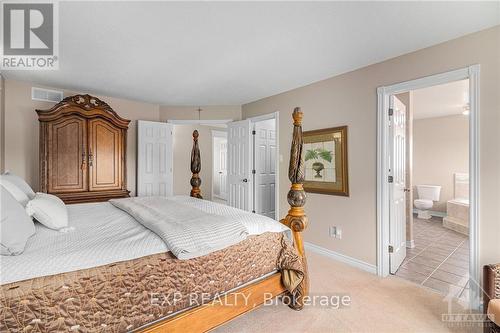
left=88, top=118, right=122, bottom=191
left=47, top=116, right=88, bottom=193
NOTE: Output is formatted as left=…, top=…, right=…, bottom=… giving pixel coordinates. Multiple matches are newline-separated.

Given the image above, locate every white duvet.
left=0, top=196, right=289, bottom=285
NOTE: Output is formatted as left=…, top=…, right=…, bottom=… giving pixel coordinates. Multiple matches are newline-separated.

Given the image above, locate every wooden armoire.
left=37, top=94, right=130, bottom=203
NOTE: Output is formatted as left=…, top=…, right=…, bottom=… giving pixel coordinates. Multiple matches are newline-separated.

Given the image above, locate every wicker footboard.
left=484, top=264, right=500, bottom=333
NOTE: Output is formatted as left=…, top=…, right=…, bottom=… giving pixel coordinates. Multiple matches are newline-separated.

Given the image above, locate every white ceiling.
left=412, top=79, right=469, bottom=120
left=3, top=2, right=499, bottom=105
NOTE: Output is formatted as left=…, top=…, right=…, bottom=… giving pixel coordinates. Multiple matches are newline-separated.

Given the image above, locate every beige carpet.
left=213, top=252, right=480, bottom=333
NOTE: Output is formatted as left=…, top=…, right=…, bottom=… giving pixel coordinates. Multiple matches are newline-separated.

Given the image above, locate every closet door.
left=137, top=121, right=173, bottom=197
left=48, top=115, right=88, bottom=193
left=227, top=119, right=252, bottom=212
left=88, top=118, right=123, bottom=191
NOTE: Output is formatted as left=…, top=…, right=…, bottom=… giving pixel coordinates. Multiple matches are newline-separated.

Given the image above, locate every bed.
left=0, top=107, right=309, bottom=333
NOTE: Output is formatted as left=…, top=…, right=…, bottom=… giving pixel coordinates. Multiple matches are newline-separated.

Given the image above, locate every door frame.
left=248, top=112, right=280, bottom=220
left=211, top=129, right=228, bottom=201
left=376, top=65, right=480, bottom=309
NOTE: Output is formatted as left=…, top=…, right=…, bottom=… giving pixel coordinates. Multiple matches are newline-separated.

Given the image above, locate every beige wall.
left=413, top=115, right=469, bottom=212
left=242, top=26, right=500, bottom=266
left=2, top=79, right=160, bottom=196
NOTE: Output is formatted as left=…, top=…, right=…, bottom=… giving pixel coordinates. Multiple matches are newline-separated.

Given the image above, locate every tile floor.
left=395, top=215, right=469, bottom=301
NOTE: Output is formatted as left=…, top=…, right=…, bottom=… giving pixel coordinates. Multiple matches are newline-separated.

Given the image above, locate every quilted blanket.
left=110, top=196, right=248, bottom=259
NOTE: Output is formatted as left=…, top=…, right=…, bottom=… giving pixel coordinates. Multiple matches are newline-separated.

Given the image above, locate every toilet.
left=414, top=185, right=441, bottom=219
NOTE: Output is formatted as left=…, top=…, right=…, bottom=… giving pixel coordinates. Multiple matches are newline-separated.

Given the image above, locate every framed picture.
left=303, top=126, right=349, bottom=196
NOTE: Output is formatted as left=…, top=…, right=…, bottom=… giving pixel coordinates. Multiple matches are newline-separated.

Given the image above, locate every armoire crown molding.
left=36, top=94, right=131, bottom=129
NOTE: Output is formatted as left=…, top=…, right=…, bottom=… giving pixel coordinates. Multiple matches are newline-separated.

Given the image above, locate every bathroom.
left=393, top=79, right=470, bottom=300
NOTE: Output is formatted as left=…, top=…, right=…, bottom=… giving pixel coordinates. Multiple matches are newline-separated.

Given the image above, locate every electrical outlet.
left=329, top=226, right=336, bottom=238
left=329, top=226, right=342, bottom=239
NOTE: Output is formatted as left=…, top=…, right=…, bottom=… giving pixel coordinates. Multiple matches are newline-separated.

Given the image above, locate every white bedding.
left=0, top=196, right=289, bottom=285
left=110, top=196, right=249, bottom=260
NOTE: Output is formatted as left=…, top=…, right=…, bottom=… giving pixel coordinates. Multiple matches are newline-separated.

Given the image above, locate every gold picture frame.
left=303, top=126, right=349, bottom=196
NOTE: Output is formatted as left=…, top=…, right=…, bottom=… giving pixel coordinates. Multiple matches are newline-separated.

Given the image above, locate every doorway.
left=377, top=65, right=480, bottom=309
left=167, top=119, right=231, bottom=203
left=167, top=114, right=279, bottom=220
left=392, top=81, right=470, bottom=300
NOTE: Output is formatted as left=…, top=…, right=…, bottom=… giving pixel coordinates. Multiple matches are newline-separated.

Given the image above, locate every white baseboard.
left=406, top=240, right=415, bottom=248
left=304, top=242, right=377, bottom=274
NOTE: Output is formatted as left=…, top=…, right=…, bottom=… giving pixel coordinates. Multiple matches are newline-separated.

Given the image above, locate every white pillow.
left=1, top=186, right=35, bottom=255
left=0, top=178, right=30, bottom=206
left=0, top=171, right=36, bottom=199
left=26, top=193, right=69, bottom=230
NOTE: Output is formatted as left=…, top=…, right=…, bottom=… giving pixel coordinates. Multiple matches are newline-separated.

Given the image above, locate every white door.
left=254, top=119, right=277, bottom=219
left=389, top=96, right=407, bottom=274
left=137, top=121, right=173, bottom=197
left=227, top=119, right=252, bottom=211
left=212, top=135, right=228, bottom=200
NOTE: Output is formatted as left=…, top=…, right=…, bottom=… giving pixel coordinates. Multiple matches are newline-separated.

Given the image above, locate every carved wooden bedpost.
left=281, top=107, right=309, bottom=309
left=190, top=130, right=203, bottom=199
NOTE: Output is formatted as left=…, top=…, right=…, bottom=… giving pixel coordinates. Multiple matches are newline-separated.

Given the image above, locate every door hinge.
left=388, top=245, right=394, bottom=253
left=252, top=169, right=256, bottom=174
left=252, top=130, right=256, bottom=135
left=388, top=175, right=393, bottom=183
left=388, top=108, right=394, bottom=117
